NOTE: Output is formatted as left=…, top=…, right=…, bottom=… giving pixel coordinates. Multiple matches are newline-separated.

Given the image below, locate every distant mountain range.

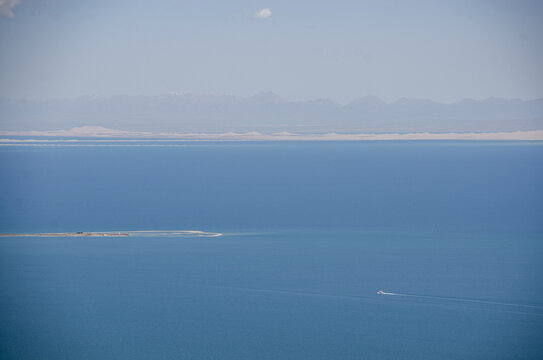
left=1, top=93, right=542, bottom=133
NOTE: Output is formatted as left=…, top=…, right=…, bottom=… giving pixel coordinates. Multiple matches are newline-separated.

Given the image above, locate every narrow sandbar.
left=0, top=230, right=223, bottom=238
left=0, top=232, right=129, bottom=237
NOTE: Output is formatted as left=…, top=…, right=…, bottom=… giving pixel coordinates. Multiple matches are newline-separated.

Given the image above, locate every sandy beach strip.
left=0, top=230, right=223, bottom=238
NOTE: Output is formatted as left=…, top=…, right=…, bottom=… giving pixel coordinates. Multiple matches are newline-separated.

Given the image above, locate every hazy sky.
left=1, top=0, right=542, bottom=103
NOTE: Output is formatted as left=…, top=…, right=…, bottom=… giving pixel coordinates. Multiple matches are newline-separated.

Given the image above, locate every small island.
left=0, top=232, right=129, bottom=237
left=0, top=230, right=223, bottom=238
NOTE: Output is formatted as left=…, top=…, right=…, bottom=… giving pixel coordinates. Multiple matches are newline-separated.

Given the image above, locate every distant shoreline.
left=1, top=128, right=543, bottom=141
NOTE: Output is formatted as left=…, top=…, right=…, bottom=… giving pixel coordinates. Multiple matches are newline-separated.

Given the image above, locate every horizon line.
left=2, top=92, right=543, bottom=106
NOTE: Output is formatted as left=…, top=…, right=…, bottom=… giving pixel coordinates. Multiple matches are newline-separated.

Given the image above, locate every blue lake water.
left=1, top=141, right=543, bottom=359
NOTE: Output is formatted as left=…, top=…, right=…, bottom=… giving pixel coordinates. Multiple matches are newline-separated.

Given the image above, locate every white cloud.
left=254, top=8, right=271, bottom=19
left=0, top=0, right=21, bottom=18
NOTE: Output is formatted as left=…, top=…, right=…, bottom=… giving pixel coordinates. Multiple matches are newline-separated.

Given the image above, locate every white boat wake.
left=192, top=285, right=543, bottom=316
left=377, top=290, right=400, bottom=296
left=377, top=290, right=543, bottom=310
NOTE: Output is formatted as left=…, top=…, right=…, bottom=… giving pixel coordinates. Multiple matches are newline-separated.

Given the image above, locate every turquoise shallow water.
left=1, top=141, right=542, bottom=359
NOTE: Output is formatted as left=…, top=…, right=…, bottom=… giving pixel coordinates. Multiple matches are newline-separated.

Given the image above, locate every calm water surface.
left=1, top=141, right=542, bottom=359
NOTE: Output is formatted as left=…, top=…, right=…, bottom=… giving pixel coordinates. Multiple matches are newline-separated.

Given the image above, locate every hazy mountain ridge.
left=1, top=93, right=542, bottom=133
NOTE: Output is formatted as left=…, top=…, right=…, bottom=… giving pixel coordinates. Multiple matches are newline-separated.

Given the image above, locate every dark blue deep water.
left=1, top=141, right=543, bottom=359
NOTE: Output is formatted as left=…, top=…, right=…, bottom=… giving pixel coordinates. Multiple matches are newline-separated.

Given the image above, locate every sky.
left=0, top=0, right=542, bottom=103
